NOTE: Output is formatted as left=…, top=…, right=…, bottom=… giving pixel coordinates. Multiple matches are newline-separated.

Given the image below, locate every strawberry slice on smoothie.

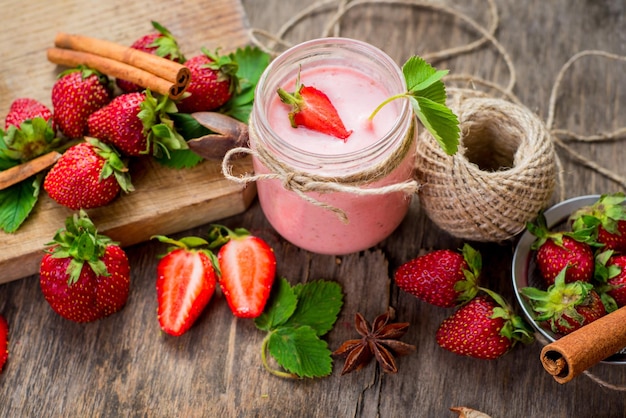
left=277, top=76, right=352, bottom=141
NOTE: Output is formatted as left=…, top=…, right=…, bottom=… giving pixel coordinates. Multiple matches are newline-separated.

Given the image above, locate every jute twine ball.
left=415, top=88, right=557, bottom=242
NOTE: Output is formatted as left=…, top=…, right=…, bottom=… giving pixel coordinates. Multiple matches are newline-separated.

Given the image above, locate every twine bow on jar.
left=221, top=118, right=420, bottom=224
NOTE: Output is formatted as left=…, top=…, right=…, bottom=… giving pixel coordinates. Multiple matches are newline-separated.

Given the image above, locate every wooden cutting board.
left=0, top=0, right=256, bottom=284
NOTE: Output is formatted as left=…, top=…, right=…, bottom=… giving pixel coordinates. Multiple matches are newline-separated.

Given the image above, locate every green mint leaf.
left=412, top=96, right=460, bottom=155
left=0, top=174, right=41, bottom=233
left=286, top=280, right=343, bottom=336
left=267, top=326, right=333, bottom=378
left=255, top=277, right=298, bottom=331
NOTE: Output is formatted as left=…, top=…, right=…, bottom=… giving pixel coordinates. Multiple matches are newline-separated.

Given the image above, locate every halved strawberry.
left=277, top=74, right=352, bottom=141
left=153, top=235, right=217, bottom=336
left=210, top=225, right=276, bottom=318
left=0, top=314, right=8, bottom=373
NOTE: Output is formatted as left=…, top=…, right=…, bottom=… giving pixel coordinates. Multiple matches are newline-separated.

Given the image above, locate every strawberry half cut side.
left=210, top=225, right=277, bottom=319
left=277, top=73, right=352, bottom=141
left=153, top=235, right=217, bottom=336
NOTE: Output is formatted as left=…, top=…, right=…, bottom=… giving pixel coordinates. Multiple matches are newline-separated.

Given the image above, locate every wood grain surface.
left=1, top=0, right=625, bottom=417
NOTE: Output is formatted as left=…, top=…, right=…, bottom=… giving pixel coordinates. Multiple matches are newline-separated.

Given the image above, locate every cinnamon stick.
left=48, top=32, right=190, bottom=100
left=0, top=151, right=61, bottom=191
left=47, top=48, right=181, bottom=99
left=539, top=305, right=626, bottom=384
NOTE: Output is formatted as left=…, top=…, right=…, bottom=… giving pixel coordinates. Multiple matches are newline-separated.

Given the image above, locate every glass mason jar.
left=249, top=37, right=417, bottom=255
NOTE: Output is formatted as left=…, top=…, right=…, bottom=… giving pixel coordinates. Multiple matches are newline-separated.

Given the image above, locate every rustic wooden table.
left=1, top=0, right=625, bottom=417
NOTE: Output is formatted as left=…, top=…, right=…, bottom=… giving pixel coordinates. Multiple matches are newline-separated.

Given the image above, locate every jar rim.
left=252, top=37, right=412, bottom=170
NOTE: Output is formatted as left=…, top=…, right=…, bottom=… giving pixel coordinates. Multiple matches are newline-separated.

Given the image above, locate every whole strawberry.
left=0, top=314, right=7, bottom=373
left=88, top=90, right=187, bottom=157
left=594, top=250, right=626, bottom=308
left=395, top=243, right=481, bottom=308
left=570, top=193, right=626, bottom=254
left=527, top=213, right=594, bottom=285
left=176, top=48, right=239, bottom=114
left=521, top=266, right=607, bottom=336
left=153, top=235, right=217, bottom=336
left=2, top=98, right=60, bottom=162
left=39, top=210, right=131, bottom=323
left=436, top=289, right=534, bottom=359
left=277, top=75, right=353, bottom=140
left=117, top=21, right=186, bottom=93
left=43, top=137, right=133, bottom=210
left=51, top=66, right=112, bottom=138
left=605, top=255, right=626, bottom=307
left=5, top=97, right=54, bottom=131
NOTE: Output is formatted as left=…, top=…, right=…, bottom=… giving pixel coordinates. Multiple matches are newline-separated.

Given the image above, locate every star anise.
left=333, top=307, right=416, bottom=375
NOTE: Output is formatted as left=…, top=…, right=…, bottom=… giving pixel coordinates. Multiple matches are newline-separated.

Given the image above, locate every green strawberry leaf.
left=0, top=174, right=41, bottom=233
left=369, top=55, right=460, bottom=156
left=255, top=277, right=298, bottom=331
left=170, top=112, right=213, bottom=140
left=266, top=326, right=333, bottom=378
left=403, top=56, right=448, bottom=99
left=154, top=148, right=203, bottom=169
left=410, top=96, right=460, bottom=156
left=286, top=280, right=343, bottom=336
left=220, top=46, right=271, bottom=123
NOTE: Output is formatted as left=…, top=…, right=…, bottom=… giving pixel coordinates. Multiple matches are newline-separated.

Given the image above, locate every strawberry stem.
left=368, top=93, right=410, bottom=121
left=260, top=333, right=299, bottom=379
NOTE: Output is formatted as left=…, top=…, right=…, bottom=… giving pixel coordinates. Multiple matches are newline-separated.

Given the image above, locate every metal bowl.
left=512, top=194, right=626, bottom=364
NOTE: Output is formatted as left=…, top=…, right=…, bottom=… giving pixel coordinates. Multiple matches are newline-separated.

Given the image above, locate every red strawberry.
left=527, top=213, right=594, bottom=285
left=605, top=255, right=626, bottom=307
left=570, top=193, right=626, bottom=253
left=176, top=48, right=238, bottom=114
left=436, top=289, right=534, bottom=359
left=43, top=137, right=133, bottom=210
left=594, top=250, right=626, bottom=308
left=117, top=21, right=186, bottom=93
left=0, top=314, right=8, bottom=373
left=88, top=91, right=187, bottom=157
left=153, top=235, right=217, bottom=336
left=394, top=243, right=481, bottom=308
left=51, top=67, right=112, bottom=138
left=39, top=210, right=131, bottom=323
left=5, top=97, right=54, bottom=131
left=277, top=75, right=353, bottom=140
left=2, top=98, right=59, bottom=162
left=212, top=225, right=276, bottom=318
left=521, top=267, right=607, bottom=336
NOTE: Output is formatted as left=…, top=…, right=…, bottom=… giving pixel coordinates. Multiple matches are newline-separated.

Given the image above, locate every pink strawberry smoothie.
left=252, top=62, right=416, bottom=255
left=267, top=66, right=398, bottom=157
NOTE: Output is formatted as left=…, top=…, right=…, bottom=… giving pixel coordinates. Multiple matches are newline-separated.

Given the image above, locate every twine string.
left=222, top=120, right=420, bottom=223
